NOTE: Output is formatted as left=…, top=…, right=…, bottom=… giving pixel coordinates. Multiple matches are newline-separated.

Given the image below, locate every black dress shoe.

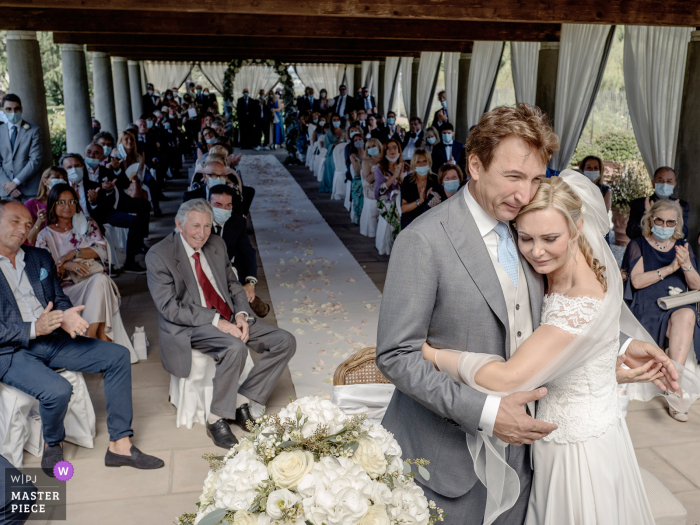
left=233, top=404, right=256, bottom=432
left=206, top=419, right=239, bottom=449
left=105, top=445, right=165, bottom=469
left=41, top=445, right=63, bottom=478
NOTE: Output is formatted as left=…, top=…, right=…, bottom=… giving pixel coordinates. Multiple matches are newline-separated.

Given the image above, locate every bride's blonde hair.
left=518, top=177, right=607, bottom=292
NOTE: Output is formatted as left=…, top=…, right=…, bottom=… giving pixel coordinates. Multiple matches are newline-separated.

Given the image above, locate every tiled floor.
left=27, top=150, right=700, bottom=524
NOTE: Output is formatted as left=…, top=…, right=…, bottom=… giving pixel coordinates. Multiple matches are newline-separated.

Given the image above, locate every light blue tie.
left=493, top=222, right=518, bottom=289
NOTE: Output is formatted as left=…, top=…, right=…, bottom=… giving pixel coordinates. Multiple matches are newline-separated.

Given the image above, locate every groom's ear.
left=468, top=153, right=481, bottom=180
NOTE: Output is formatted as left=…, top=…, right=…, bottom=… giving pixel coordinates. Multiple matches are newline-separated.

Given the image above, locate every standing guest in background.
left=348, top=130, right=366, bottom=224
left=142, top=83, right=161, bottom=115
left=271, top=91, right=285, bottom=149
left=0, top=94, right=43, bottom=200
left=423, top=126, right=440, bottom=154
left=92, top=119, right=101, bottom=137
left=331, top=84, right=353, bottom=119
left=430, top=123, right=466, bottom=174
left=436, top=164, right=465, bottom=201
left=319, top=116, right=345, bottom=193
left=236, top=89, right=258, bottom=149
left=431, top=90, right=449, bottom=132
left=357, top=109, right=368, bottom=131
left=380, top=111, right=401, bottom=143
left=24, top=167, right=68, bottom=246
left=359, top=87, right=377, bottom=115
left=254, top=90, right=271, bottom=151
left=401, top=117, right=424, bottom=161
left=318, top=89, right=331, bottom=112
left=400, top=149, right=442, bottom=229
left=627, top=166, right=689, bottom=241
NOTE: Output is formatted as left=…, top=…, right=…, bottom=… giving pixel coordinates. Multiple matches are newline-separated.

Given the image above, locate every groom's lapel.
left=441, top=188, right=509, bottom=333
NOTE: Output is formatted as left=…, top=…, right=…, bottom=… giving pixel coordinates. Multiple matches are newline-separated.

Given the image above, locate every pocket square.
left=39, top=268, right=49, bottom=281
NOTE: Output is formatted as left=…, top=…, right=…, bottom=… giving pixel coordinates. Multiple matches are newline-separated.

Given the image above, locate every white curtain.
left=467, top=42, right=504, bottom=127
left=199, top=62, right=227, bottom=93
left=511, top=42, right=540, bottom=105
left=443, top=52, right=460, bottom=127
left=417, top=52, right=442, bottom=125
left=336, top=66, right=347, bottom=95
left=295, top=64, right=341, bottom=94
left=551, top=24, right=615, bottom=170
left=400, top=57, right=413, bottom=119
left=361, top=61, right=371, bottom=90
left=142, top=61, right=194, bottom=93
left=344, top=65, right=355, bottom=94
left=623, top=26, right=692, bottom=177
left=383, top=57, right=401, bottom=115
left=233, top=66, right=279, bottom=98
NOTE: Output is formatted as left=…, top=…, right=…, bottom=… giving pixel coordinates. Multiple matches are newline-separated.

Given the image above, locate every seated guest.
left=366, top=115, right=380, bottom=140
left=374, top=138, right=407, bottom=202
left=430, top=122, right=466, bottom=174
left=380, top=111, right=401, bottom=143
left=146, top=199, right=296, bottom=448
left=197, top=127, right=216, bottom=163
left=0, top=200, right=164, bottom=474
left=208, top=185, right=269, bottom=318
left=622, top=199, right=700, bottom=422
left=185, top=154, right=243, bottom=214
left=94, top=131, right=123, bottom=175
left=319, top=116, right=345, bottom=193
left=357, top=109, right=368, bottom=130
left=36, top=184, right=123, bottom=342
left=626, top=166, right=689, bottom=240
left=24, top=167, right=68, bottom=245
left=115, top=130, right=145, bottom=180
left=362, top=138, right=383, bottom=194
left=436, top=163, right=465, bottom=200
left=424, top=126, right=440, bottom=153
left=401, top=117, right=423, bottom=161
left=400, top=148, right=442, bottom=229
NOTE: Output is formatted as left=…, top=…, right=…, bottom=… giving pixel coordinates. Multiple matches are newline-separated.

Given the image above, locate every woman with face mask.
left=424, top=126, right=441, bottom=153
left=373, top=139, right=407, bottom=254
left=399, top=149, right=443, bottom=229
left=578, top=156, right=611, bottom=212
left=622, top=199, right=700, bottom=422
left=23, top=166, right=69, bottom=245
left=318, top=89, right=330, bottom=111
left=319, top=116, right=345, bottom=193
left=356, top=139, right=382, bottom=237
left=348, top=131, right=366, bottom=224
left=436, top=163, right=465, bottom=201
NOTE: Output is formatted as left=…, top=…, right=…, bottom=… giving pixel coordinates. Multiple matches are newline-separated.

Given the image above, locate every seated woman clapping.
left=24, top=166, right=68, bottom=246
left=36, top=184, right=122, bottom=342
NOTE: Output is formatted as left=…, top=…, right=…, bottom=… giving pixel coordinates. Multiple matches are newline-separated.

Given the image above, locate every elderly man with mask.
left=146, top=199, right=295, bottom=448
left=626, top=166, right=690, bottom=241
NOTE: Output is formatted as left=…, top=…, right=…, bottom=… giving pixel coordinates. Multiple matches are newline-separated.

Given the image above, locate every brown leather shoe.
left=250, top=296, right=270, bottom=318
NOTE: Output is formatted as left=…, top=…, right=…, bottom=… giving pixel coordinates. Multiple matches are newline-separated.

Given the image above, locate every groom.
left=376, top=104, right=677, bottom=523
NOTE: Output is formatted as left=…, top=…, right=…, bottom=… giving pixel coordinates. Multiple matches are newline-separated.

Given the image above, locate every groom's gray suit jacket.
left=376, top=185, right=544, bottom=498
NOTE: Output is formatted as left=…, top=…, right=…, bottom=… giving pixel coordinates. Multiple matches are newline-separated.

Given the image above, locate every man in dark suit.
left=430, top=123, right=466, bottom=174
left=626, top=166, right=690, bottom=240
left=0, top=200, right=164, bottom=475
left=331, top=84, right=353, bottom=119
left=379, top=111, right=401, bottom=144
left=254, top=89, right=271, bottom=151
left=401, top=116, right=424, bottom=161
left=296, top=87, right=320, bottom=117
left=146, top=199, right=296, bottom=448
left=142, top=83, right=161, bottom=115
left=0, top=94, right=43, bottom=199
left=236, top=89, right=258, bottom=149
left=358, top=86, right=377, bottom=115
left=430, top=90, right=450, bottom=133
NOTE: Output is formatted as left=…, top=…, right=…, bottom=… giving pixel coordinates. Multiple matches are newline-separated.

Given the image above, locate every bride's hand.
left=615, top=354, right=665, bottom=385
left=421, top=342, right=438, bottom=366
left=623, top=339, right=680, bottom=392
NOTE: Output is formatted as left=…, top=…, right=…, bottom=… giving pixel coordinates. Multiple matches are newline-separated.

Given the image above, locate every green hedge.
left=570, top=130, right=642, bottom=167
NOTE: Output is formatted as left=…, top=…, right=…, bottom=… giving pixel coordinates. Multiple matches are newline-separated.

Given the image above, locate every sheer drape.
left=511, top=42, right=540, bottom=105
left=361, top=61, right=371, bottom=90
left=344, top=65, right=355, bottom=93
left=295, top=64, right=340, bottom=94
left=199, top=62, right=227, bottom=93
left=232, top=65, right=278, bottom=98
left=467, top=42, right=504, bottom=127
left=416, top=52, right=442, bottom=125
left=400, top=57, right=413, bottom=120
left=623, top=26, right=692, bottom=176
left=443, top=52, right=460, bottom=127
left=143, top=61, right=194, bottom=93
left=383, top=57, right=401, bottom=115
left=551, top=24, right=615, bottom=170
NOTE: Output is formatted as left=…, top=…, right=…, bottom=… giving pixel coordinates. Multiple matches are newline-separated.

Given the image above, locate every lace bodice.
left=537, top=293, right=621, bottom=444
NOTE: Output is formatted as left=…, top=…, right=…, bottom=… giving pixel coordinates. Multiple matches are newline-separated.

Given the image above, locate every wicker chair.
left=333, top=347, right=392, bottom=386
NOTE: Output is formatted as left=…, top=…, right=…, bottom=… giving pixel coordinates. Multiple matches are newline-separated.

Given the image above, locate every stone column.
left=456, top=53, right=472, bottom=143
left=410, top=58, right=420, bottom=119
left=676, top=30, right=700, bottom=246
left=112, top=57, right=132, bottom=133
left=128, top=60, right=144, bottom=121
left=535, top=42, right=560, bottom=125
left=61, top=44, right=93, bottom=154
left=6, top=31, right=52, bottom=173
left=91, top=52, right=118, bottom=139
left=353, top=65, right=362, bottom=94
left=377, top=61, right=386, bottom=115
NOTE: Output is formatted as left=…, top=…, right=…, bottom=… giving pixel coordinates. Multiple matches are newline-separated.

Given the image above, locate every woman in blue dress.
left=271, top=90, right=285, bottom=148
left=319, top=115, right=343, bottom=193
left=622, top=198, right=700, bottom=422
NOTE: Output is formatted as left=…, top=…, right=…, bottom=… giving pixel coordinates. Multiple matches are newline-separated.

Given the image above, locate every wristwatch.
left=245, top=277, right=258, bottom=287
left=415, top=199, right=420, bottom=207
left=75, top=248, right=82, bottom=258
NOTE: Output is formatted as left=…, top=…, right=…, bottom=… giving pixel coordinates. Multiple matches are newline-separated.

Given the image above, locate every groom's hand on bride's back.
left=493, top=388, right=558, bottom=446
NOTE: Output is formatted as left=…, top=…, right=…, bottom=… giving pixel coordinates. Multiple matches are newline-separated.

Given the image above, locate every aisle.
left=243, top=154, right=382, bottom=398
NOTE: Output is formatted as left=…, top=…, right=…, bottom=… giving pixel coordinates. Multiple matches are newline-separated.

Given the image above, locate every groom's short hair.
left=466, top=103, right=559, bottom=171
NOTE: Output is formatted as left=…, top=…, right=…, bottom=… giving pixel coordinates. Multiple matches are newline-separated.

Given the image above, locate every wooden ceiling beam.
left=1, top=8, right=560, bottom=42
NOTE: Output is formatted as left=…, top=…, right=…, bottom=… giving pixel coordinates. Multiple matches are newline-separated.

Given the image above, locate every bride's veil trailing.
left=461, top=170, right=700, bottom=524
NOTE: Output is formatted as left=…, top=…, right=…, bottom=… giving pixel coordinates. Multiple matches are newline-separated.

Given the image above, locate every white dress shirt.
left=444, top=143, right=453, bottom=163
left=0, top=248, right=45, bottom=339
left=402, top=130, right=422, bottom=160
left=337, top=94, right=347, bottom=115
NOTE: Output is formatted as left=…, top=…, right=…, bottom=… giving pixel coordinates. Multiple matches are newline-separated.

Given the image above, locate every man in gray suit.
left=0, top=94, right=43, bottom=200
left=376, top=104, right=672, bottom=523
left=146, top=199, right=296, bottom=449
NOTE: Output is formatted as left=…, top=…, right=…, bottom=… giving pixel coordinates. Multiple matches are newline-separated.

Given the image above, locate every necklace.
left=654, top=238, right=671, bottom=250
left=54, top=222, right=70, bottom=232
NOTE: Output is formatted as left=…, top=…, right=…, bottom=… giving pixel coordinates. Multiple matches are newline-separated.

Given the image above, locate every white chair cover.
left=314, top=148, right=327, bottom=182
left=375, top=215, right=393, bottom=255
left=0, top=371, right=96, bottom=468
left=332, top=384, right=395, bottom=426
left=331, top=143, right=348, bottom=200
left=169, top=348, right=256, bottom=429
left=360, top=198, right=378, bottom=238
left=344, top=181, right=353, bottom=211
left=306, top=124, right=317, bottom=169
left=103, top=224, right=128, bottom=270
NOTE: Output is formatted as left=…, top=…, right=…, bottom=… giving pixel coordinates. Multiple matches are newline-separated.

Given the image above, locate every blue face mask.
left=102, top=145, right=113, bottom=156
left=349, top=131, right=359, bottom=139
left=415, top=165, right=430, bottom=176
left=426, top=136, right=437, bottom=145
left=243, top=92, right=249, bottom=98
left=354, top=140, right=365, bottom=150
left=332, top=121, right=341, bottom=128
left=651, top=225, right=675, bottom=241
left=48, top=178, right=65, bottom=189
left=146, top=120, right=153, bottom=129
left=368, top=147, right=379, bottom=157
left=387, top=117, right=395, bottom=125
left=441, top=100, right=447, bottom=108
left=6, top=112, right=21, bottom=124
left=211, top=207, right=232, bottom=225
left=164, top=123, right=171, bottom=130
left=655, top=183, right=674, bottom=198
left=206, top=138, right=215, bottom=144
left=85, top=157, right=100, bottom=169
left=443, top=179, right=460, bottom=194
left=442, top=133, right=453, bottom=144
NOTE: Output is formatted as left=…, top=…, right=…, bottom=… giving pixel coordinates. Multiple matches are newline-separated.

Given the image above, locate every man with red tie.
left=145, top=199, right=296, bottom=449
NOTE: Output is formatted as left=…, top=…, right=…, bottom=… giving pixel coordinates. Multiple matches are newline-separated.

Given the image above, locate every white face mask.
left=211, top=207, right=232, bottom=225
left=48, top=178, right=65, bottom=189
left=386, top=153, right=399, bottom=163
left=67, top=167, right=84, bottom=183
left=583, top=170, right=600, bottom=182
left=207, top=177, right=226, bottom=189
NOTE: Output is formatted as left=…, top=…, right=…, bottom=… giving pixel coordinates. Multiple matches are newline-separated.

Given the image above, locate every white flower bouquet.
left=177, top=397, right=444, bottom=525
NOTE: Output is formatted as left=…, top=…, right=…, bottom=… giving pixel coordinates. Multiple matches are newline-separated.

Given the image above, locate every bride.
left=421, top=171, right=695, bottom=524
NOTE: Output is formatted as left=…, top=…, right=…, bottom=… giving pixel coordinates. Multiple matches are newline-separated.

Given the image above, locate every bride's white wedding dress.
left=525, top=293, right=654, bottom=525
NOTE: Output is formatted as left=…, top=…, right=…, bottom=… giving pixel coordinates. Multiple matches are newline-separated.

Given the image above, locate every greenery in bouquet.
left=608, top=159, right=653, bottom=213
left=176, top=396, right=444, bottom=525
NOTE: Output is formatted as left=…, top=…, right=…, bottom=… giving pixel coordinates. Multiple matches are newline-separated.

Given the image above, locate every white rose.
left=233, top=510, right=257, bottom=525
left=199, top=470, right=220, bottom=506
left=369, top=481, right=392, bottom=506
left=368, top=427, right=402, bottom=457
left=267, top=488, right=299, bottom=520
left=359, top=504, right=391, bottom=525
left=268, top=450, right=314, bottom=489
left=278, top=397, right=346, bottom=439
left=387, top=456, right=403, bottom=475
left=232, top=439, right=255, bottom=454
left=353, top=437, right=387, bottom=478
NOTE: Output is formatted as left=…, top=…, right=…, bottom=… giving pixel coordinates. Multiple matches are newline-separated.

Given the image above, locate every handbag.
left=656, top=288, right=700, bottom=310
left=67, top=257, right=104, bottom=285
